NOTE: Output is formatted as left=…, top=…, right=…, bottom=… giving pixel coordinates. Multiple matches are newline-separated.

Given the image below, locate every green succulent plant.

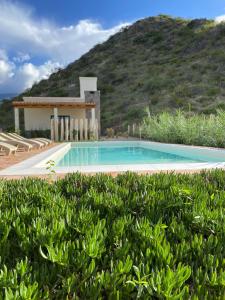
left=0, top=171, right=224, bottom=298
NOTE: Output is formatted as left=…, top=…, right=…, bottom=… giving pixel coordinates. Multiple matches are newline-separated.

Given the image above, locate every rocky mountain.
left=2, top=15, right=225, bottom=132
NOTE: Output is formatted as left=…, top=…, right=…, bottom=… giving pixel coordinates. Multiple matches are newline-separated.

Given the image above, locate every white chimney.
left=79, top=77, right=97, bottom=99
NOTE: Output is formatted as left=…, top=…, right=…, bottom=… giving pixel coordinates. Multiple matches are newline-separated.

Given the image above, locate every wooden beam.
left=12, top=101, right=96, bottom=109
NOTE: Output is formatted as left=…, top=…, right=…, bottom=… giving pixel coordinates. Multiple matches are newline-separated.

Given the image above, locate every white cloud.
left=1, top=60, right=62, bottom=92
left=0, top=0, right=130, bottom=93
left=0, top=0, right=128, bottom=63
left=0, top=60, right=14, bottom=84
left=0, top=49, right=15, bottom=84
left=0, top=49, right=8, bottom=61
left=215, top=15, right=225, bottom=23
left=17, top=61, right=62, bottom=89
left=13, top=52, right=31, bottom=63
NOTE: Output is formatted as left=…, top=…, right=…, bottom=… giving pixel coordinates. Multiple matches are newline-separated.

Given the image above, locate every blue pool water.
left=57, top=144, right=204, bottom=167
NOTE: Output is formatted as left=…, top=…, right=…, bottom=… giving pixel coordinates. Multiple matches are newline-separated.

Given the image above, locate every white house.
left=13, top=77, right=101, bottom=140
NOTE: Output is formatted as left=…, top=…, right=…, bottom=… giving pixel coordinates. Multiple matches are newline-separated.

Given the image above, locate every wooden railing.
left=51, top=118, right=98, bottom=142
left=127, top=123, right=142, bottom=139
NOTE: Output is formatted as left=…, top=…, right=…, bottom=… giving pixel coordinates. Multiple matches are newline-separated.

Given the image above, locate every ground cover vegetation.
left=2, top=15, right=225, bottom=132
left=141, top=110, right=225, bottom=148
left=0, top=171, right=224, bottom=299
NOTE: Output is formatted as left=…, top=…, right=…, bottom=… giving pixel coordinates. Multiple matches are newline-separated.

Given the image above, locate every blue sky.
left=18, top=0, right=225, bottom=26
left=0, top=0, right=225, bottom=93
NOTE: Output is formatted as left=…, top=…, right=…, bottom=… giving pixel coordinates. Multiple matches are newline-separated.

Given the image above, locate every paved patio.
left=0, top=143, right=56, bottom=171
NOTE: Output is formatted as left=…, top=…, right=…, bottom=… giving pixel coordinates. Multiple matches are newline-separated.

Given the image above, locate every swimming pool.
left=1, top=141, right=225, bottom=175
left=57, top=143, right=203, bottom=166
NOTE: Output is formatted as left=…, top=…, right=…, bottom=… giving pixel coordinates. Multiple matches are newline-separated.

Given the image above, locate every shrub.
left=144, top=77, right=173, bottom=93
left=106, top=127, right=115, bottom=138
left=49, top=88, right=68, bottom=97
left=141, top=110, right=225, bottom=147
left=151, top=31, right=164, bottom=43
left=0, top=171, right=225, bottom=298
left=25, top=130, right=51, bottom=139
left=206, top=87, right=220, bottom=97
left=100, top=84, right=114, bottom=94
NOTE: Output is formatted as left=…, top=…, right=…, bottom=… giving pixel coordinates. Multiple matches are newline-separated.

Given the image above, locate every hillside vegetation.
left=0, top=171, right=225, bottom=298
left=2, top=15, right=225, bottom=131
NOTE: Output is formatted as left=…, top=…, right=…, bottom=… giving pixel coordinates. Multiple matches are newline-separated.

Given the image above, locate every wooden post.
left=70, top=118, right=74, bottom=141
left=75, top=119, right=78, bottom=141
left=14, top=108, right=20, bottom=133
left=53, top=108, right=59, bottom=142
left=51, top=119, right=54, bottom=141
left=87, top=118, right=90, bottom=140
left=128, top=125, right=130, bottom=136
left=60, top=118, right=64, bottom=141
left=84, top=118, right=88, bottom=140
left=95, top=119, right=99, bottom=140
left=89, top=118, right=93, bottom=139
left=55, top=118, right=59, bottom=142
left=65, top=117, right=69, bottom=141
left=80, top=119, right=84, bottom=141
left=91, top=108, right=95, bottom=128
left=132, top=123, right=136, bottom=136
left=139, top=125, right=142, bottom=140
left=92, top=119, right=95, bottom=140
left=91, top=108, right=96, bottom=138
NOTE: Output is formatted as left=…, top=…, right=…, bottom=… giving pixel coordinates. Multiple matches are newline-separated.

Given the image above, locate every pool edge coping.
left=1, top=140, right=225, bottom=176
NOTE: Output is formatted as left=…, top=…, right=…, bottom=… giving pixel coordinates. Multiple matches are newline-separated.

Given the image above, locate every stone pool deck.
left=0, top=143, right=56, bottom=173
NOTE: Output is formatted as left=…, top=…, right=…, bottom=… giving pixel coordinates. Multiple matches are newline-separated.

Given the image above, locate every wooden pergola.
left=12, top=101, right=96, bottom=133
left=13, top=101, right=96, bottom=109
